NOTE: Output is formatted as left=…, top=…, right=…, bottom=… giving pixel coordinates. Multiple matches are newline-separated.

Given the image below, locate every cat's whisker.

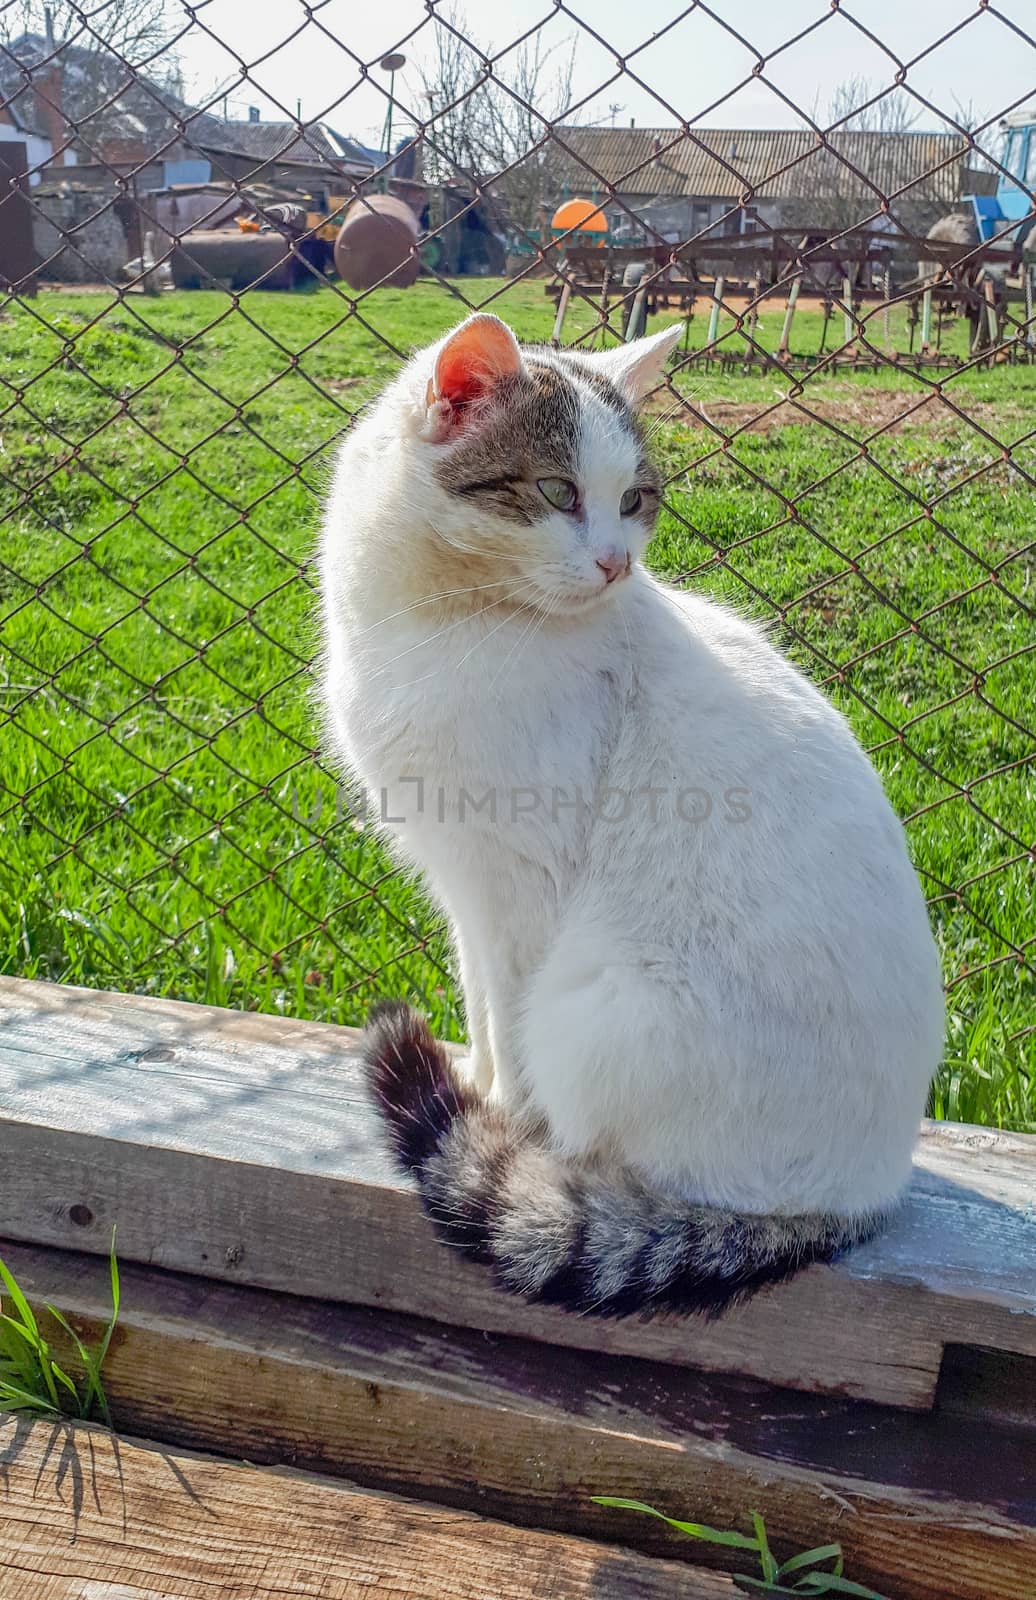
left=382, top=582, right=542, bottom=694
left=428, top=522, right=529, bottom=564
left=640, top=370, right=718, bottom=442
left=352, top=577, right=522, bottom=641
left=486, top=589, right=557, bottom=694
left=642, top=387, right=710, bottom=445
left=616, top=588, right=635, bottom=664
left=452, top=590, right=542, bottom=674
left=369, top=583, right=538, bottom=682
left=490, top=588, right=562, bottom=696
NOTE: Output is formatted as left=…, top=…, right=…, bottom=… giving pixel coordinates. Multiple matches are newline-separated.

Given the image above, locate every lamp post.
left=379, top=52, right=406, bottom=192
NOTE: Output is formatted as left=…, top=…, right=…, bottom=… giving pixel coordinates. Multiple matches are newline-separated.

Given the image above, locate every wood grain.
left=2, top=975, right=1035, bottom=1408
left=4, top=1241, right=1034, bottom=1600
left=0, top=1416, right=731, bottom=1599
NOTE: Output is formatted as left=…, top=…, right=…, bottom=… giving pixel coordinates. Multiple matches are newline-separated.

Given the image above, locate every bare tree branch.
left=419, top=8, right=575, bottom=236
left=787, top=77, right=940, bottom=236
left=0, top=0, right=183, bottom=150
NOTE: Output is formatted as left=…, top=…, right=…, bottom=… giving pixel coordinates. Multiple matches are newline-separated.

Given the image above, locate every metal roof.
left=552, top=126, right=986, bottom=204
left=190, top=118, right=373, bottom=170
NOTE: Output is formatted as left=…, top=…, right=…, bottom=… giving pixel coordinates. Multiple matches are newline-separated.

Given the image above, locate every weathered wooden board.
left=0, top=1416, right=729, bottom=1600
left=2, top=976, right=1035, bottom=1409
left=4, top=1241, right=1034, bottom=1600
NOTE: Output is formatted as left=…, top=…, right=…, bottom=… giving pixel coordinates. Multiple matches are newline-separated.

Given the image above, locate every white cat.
left=318, top=312, right=944, bottom=1314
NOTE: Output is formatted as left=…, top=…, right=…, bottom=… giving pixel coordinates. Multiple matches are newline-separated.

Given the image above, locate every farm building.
left=0, top=96, right=55, bottom=182
left=0, top=30, right=398, bottom=279
left=0, top=26, right=501, bottom=283
left=550, top=124, right=996, bottom=243
left=179, top=117, right=401, bottom=195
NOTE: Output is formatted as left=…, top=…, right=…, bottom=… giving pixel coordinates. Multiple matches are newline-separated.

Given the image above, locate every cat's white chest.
left=338, top=608, right=618, bottom=899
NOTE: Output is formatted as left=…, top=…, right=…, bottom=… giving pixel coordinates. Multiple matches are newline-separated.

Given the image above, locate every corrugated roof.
left=552, top=126, right=982, bottom=204
left=190, top=117, right=368, bottom=168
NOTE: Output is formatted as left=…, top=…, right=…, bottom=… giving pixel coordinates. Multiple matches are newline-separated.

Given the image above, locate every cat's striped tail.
left=362, top=1001, right=886, bottom=1317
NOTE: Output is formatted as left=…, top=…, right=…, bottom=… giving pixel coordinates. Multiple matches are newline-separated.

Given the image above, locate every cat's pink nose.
left=596, top=548, right=628, bottom=584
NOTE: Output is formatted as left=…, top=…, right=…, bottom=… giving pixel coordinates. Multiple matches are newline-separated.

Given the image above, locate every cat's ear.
left=424, top=314, right=523, bottom=439
left=590, top=322, right=684, bottom=404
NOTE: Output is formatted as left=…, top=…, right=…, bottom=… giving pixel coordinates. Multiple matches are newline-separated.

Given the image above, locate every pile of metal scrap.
left=119, top=173, right=505, bottom=291
left=131, top=182, right=327, bottom=291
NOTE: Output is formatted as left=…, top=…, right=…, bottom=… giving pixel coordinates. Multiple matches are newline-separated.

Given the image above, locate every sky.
left=174, top=0, right=1036, bottom=160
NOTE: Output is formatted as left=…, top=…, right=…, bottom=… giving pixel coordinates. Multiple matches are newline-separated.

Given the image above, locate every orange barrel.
left=334, top=194, right=420, bottom=290
left=551, top=197, right=607, bottom=239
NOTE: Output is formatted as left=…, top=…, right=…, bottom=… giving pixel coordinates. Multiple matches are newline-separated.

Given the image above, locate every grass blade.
left=80, top=1350, right=112, bottom=1429
left=779, top=1546, right=844, bottom=1578
left=0, top=1380, right=62, bottom=1416
left=591, top=1498, right=761, bottom=1552
left=734, top=1579, right=811, bottom=1596
left=0, top=1274, right=60, bottom=1411
left=44, top=1306, right=106, bottom=1424
left=792, top=1578, right=888, bottom=1598
left=596, top=1499, right=884, bottom=1600
left=752, top=1512, right=779, bottom=1583
left=40, top=1232, right=119, bottom=1426
left=0, top=1311, right=43, bottom=1383
left=49, top=1361, right=82, bottom=1406
left=95, top=1231, right=120, bottom=1373
left=0, top=1256, right=40, bottom=1340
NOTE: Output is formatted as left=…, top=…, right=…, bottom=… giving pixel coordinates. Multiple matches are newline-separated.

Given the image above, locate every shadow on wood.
left=0, top=1415, right=736, bottom=1599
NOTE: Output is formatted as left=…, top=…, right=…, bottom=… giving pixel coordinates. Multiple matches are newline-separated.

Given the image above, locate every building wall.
left=32, top=188, right=129, bottom=281
left=0, top=122, right=54, bottom=185
left=606, top=194, right=771, bottom=241
left=607, top=190, right=949, bottom=245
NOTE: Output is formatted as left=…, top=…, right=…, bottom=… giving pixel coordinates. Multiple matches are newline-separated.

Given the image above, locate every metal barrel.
left=333, top=195, right=420, bottom=291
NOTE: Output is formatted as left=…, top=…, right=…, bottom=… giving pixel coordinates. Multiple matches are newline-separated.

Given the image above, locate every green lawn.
left=0, top=274, right=1032, bottom=1130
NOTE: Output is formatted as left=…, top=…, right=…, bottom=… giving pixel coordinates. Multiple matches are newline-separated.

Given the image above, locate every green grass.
left=0, top=1237, right=120, bottom=1423
left=593, top=1499, right=889, bottom=1597
left=0, top=274, right=1032, bottom=1129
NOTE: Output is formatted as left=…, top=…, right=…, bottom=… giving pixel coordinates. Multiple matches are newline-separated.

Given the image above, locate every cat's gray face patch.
left=552, top=351, right=636, bottom=428
left=433, top=360, right=582, bottom=523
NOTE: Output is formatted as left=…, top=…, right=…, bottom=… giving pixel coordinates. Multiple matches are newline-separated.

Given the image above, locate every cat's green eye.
left=619, top=487, right=642, bottom=516
left=538, top=476, right=578, bottom=512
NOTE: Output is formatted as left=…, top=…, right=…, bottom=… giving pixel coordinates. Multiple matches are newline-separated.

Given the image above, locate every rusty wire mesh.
left=0, top=1, right=1033, bottom=1124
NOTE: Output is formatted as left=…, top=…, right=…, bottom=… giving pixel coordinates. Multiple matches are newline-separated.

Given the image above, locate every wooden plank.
left=0, top=1416, right=728, bottom=1600
left=551, top=279, right=572, bottom=346
left=2, top=976, right=1035, bottom=1409
left=4, top=1241, right=1034, bottom=1600
left=778, top=274, right=801, bottom=357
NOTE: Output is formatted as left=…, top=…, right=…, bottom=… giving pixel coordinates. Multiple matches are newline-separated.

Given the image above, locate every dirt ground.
left=646, top=386, right=1017, bottom=436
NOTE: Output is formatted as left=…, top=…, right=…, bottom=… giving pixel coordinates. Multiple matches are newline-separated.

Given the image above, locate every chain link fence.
left=1, top=2, right=1033, bottom=1126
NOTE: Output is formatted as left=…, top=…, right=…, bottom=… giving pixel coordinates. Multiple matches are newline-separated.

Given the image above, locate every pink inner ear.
left=434, top=318, right=522, bottom=411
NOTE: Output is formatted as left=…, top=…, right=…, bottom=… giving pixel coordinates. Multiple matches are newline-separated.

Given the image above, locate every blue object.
left=968, top=116, right=1035, bottom=242
left=163, top=159, right=212, bottom=188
